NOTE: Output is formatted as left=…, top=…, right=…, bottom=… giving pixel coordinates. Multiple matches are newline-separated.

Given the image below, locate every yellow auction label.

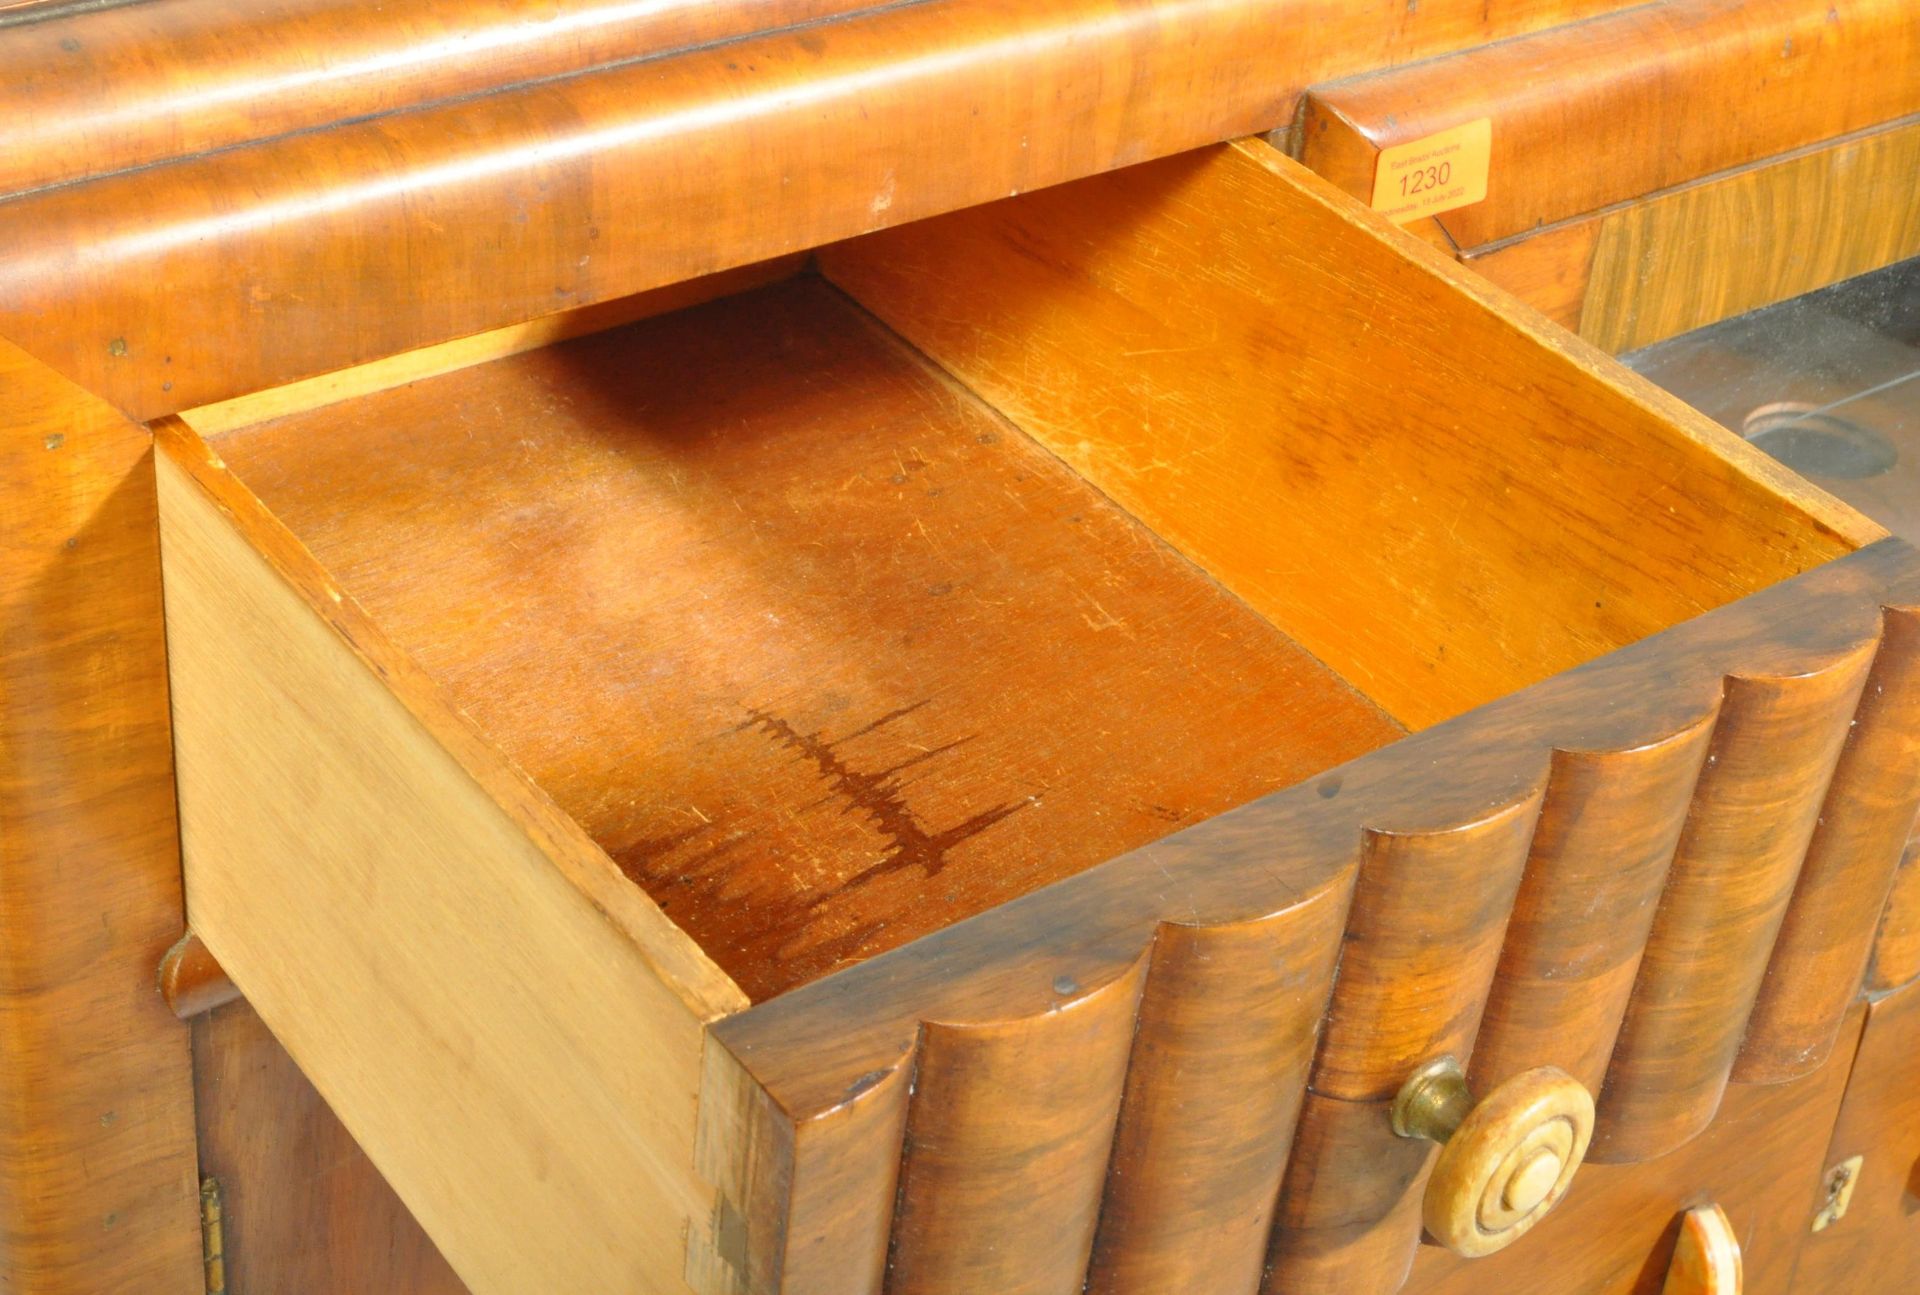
left=1369, top=117, right=1492, bottom=224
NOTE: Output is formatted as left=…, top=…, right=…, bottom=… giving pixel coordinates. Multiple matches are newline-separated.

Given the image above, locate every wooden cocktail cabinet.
left=2, top=2, right=1918, bottom=1292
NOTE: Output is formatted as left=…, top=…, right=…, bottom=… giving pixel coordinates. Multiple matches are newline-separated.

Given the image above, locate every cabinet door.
left=1791, top=979, right=1920, bottom=1292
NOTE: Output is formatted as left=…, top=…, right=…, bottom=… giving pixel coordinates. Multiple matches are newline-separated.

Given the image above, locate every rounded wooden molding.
left=1391, top=1056, right=1594, bottom=1257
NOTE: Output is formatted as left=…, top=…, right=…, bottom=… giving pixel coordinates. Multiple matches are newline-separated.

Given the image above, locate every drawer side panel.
left=154, top=424, right=744, bottom=1294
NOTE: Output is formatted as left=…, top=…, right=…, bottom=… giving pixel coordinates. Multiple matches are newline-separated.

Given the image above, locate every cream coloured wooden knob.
left=1390, top=1056, right=1595, bottom=1257
left=1662, top=1204, right=1742, bottom=1295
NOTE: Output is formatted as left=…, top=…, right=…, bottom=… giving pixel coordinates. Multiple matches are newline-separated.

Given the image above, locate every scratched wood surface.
left=822, top=141, right=1874, bottom=729
left=200, top=274, right=1404, bottom=1001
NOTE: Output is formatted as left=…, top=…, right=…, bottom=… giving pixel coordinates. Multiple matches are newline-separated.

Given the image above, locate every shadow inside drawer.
left=205, top=275, right=1405, bottom=1000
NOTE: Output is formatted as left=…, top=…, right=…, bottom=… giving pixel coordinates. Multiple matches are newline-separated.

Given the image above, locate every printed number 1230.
left=1399, top=161, right=1453, bottom=196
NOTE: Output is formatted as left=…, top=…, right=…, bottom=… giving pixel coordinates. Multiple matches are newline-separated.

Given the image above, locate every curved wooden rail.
left=1867, top=837, right=1920, bottom=992
left=698, top=539, right=1920, bottom=1295
left=889, top=961, right=1149, bottom=1295
left=1087, top=897, right=1346, bottom=1294
left=0, top=0, right=1300, bottom=420
left=1739, top=606, right=1920, bottom=1077
left=0, top=1, right=1665, bottom=424
left=1268, top=800, right=1544, bottom=1290
left=1469, top=718, right=1716, bottom=1095
left=1592, top=641, right=1878, bottom=1161
left=0, top=0, right=884, bottom=197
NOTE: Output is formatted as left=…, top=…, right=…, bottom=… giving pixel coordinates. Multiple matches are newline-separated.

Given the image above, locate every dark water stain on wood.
left=214, top=278, right=1406, bottom=1001
left=735, top=704, right=1029, bottom=888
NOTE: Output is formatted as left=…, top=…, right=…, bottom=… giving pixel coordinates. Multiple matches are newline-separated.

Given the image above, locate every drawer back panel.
left=700, top=539, right=1920, bottom=1295
left=818, top=140, right=1872, bottom=731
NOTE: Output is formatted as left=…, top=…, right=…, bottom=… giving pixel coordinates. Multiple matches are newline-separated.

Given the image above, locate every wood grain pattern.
left=1663, top=1205, right=1744, bottom=1295
left=1298, top=0, right=1920, bottom=250
left=205, top=275, right=1403, bottom=1001
left=1581, top=115, right=1920, bottom=352
left=888, top=958, right=1149, bottom=1295
left=1594, top=641, right=1878, bottom=1162
left=1310, top=802, right=1545, bottom=1103
left=710, top=541, right=1920, bottom=1294
left=1787, top=981, right=1920, bottom=1293
left=1738, top=606, right=1920, bottom=1080
left=1406, top=1006, right=1865, bottom=1294
left=1266, top=1092, right=1431, bottom=1295
left=0, top=337, right=202, bottom=1292
left=191, top=1000, right=467, bottom=1295
left=1458, top=114, right=1920, bottom=354
left=822, top=139, right=1875, bottom=729
left=1463, top=222, right=1599, bottom=332
left=1266, top=797, right=1543, bottom=1289
left=0, top=0, right=1659, bottom=206
left=691, top=1030, right=914, bottom=1295
left=1469, top=716, right=1716, bottom=1097
left=1086, top=889, right=1348, bottom=1295
left=181, top=254, right=807, bottom=436
left=1867, top=834, right=1920, bottom=991
left=155, top=421, right=745, bottom=1294
left=0, top=0, right=1273, bottom=415
left=0, top=0, right=888, bottom=196
left=157, top=931, right=239, bottom=1020
left=0, top=0, right=1695, bottom=423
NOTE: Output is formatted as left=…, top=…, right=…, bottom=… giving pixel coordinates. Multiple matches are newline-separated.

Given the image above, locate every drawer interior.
left=191, top=273, right=1405, bottom=1000
left=172, top=140, right=1873, bottom=1007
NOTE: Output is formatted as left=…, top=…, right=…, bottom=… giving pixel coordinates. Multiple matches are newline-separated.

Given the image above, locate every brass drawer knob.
left=1391, top=1056, right=1595, bottom=1257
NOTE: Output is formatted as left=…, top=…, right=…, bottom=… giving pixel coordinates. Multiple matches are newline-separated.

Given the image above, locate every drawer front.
left=705, top=537, right=1920, bottom=1294
left=1405, top=1002, right=1867, bottom=1295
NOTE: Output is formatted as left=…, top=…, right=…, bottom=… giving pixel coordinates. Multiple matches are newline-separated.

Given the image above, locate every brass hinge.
left=200, top=1176, right=227, bottom=1295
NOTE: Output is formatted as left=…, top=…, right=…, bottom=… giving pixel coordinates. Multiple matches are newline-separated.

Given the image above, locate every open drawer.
left=153, top=140, right=1915, bottom=1294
